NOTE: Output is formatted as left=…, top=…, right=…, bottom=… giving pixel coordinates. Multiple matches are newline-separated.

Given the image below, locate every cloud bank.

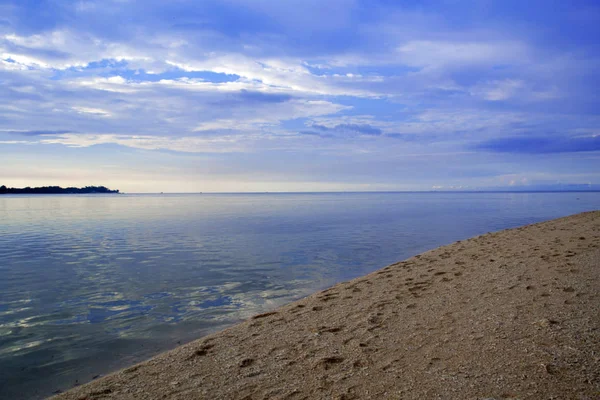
left=1, top=0, right=599, bottom=191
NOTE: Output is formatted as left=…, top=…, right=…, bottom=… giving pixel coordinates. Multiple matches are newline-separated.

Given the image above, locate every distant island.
left=0, top=185, right=119, bottom=194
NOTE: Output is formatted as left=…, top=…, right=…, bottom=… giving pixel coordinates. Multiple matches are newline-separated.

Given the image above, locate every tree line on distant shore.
left=0, top=185, right=119, bottom=194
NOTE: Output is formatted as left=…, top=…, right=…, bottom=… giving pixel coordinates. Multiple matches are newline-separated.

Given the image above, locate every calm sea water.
left=1, top=192, right=599, bottom=399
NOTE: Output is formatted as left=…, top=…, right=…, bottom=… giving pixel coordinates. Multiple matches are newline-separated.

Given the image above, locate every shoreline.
left=53, top=211, right=600, bottom=399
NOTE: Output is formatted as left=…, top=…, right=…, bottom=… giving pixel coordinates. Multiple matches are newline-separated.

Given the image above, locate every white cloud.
left=72, top=106, right=111, bottom=116
left=469, top=79, right=563, bottom=102
left=396, top=40, right=529, bottom=68
left=1, top=31, right=153, bottom=71
left=2, top=30, right=377, bottom=97
left=0, top=59, right=26, bottom=71
left=1, top=53, right=51, bottom=69
left=165, top=55, right=377, bottom=96
left=470, top=79, right=524, bottom=101
left=71, top=76, right=138, bottom=93
left=0, top=140, right=33, bottom=145
left=38, top=133, right=250, bottom=153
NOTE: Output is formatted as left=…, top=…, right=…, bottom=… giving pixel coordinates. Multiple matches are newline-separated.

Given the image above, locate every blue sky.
left=1, top=0, right=599, bottom=192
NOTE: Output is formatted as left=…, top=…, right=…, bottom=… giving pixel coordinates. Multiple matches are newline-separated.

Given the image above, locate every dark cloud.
left=210, top=90, right=293, bottom=107
left=238, top=90, right=292, bottom=103
left=299, top=130, right=334, bottom=138
left=476, top=135, right=600, bottom=154
left=386, top=133, right=419, bottom=141
left=305, top=123, right=383, bottom=137
left=1, top=39, right=71, bottom=61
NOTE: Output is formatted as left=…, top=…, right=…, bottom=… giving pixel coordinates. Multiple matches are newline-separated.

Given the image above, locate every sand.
left=52, top=211, right=600, bottom=400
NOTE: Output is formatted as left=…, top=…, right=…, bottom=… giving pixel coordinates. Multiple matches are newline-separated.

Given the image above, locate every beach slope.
left=54, top=211, right=600, bottom=399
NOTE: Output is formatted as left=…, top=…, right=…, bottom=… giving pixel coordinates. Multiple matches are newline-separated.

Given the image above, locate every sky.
left=1, top=0, right=599, bottom=192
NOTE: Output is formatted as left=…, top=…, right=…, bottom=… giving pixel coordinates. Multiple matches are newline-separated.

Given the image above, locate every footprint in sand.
left=239, top=358, right=255, bottom=368
left=190, top=342, right=215, bottom=358
left=313, top=356, right=345, bottom=371
left=252, top=311, right=279, bottom=320
left=319, top=326, right=342, bottom=333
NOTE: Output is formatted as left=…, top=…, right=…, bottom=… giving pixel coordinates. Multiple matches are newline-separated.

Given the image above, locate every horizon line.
left=90, top=189, right=600, bottom=194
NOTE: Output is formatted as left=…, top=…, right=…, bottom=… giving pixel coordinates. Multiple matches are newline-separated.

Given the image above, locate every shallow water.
left=1, top=192, right=599, bottom=399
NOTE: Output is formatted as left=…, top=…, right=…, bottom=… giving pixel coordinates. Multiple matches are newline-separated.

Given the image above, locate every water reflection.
left=0, top=192, right=599, bottom=399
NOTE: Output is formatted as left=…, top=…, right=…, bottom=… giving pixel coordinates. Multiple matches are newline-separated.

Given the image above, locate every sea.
left=1, top=192, right=599, bottom=399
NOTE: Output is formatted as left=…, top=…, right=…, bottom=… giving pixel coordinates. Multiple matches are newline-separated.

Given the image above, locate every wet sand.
left=53, top=211, right=600, bottom=399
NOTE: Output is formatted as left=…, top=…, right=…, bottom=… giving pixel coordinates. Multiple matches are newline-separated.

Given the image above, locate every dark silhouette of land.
left=0, top=185, right=119, bottom=194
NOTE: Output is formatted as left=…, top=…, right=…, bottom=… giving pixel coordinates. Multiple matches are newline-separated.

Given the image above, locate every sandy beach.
left=53, top=211, right=600, bottom=400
